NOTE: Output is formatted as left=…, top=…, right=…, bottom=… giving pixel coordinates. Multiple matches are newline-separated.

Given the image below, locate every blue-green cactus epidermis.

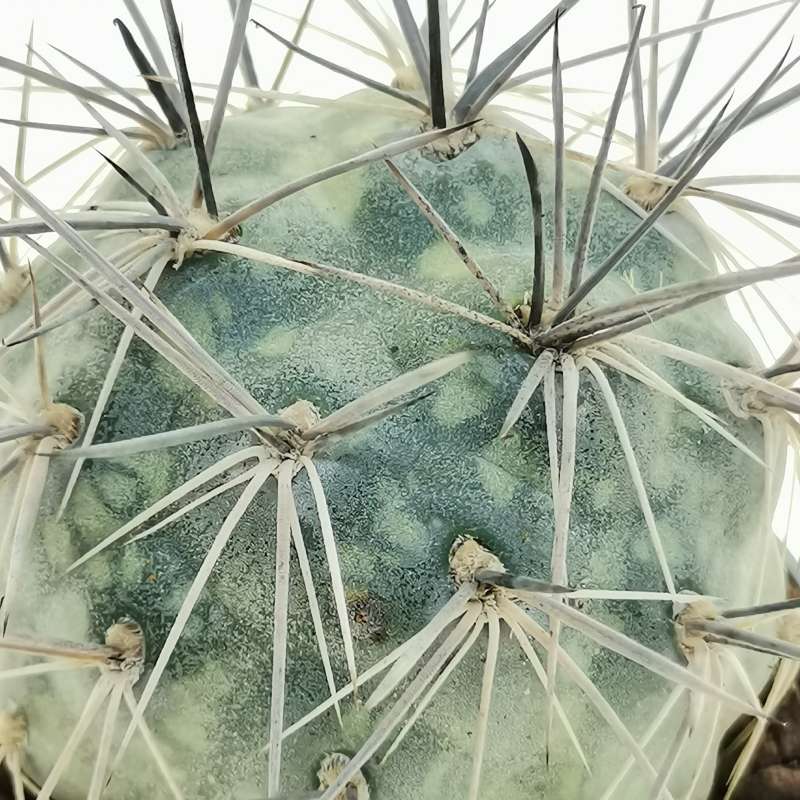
left=0, top=94, right=779, bottom=799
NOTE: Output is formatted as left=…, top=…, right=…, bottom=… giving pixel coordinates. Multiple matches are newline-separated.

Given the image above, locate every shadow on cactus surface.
left=1, top=0, right=800, bottom=798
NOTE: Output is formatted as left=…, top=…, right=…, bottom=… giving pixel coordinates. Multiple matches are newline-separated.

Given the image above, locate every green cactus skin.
left=0, top=93, right=782, bottom=800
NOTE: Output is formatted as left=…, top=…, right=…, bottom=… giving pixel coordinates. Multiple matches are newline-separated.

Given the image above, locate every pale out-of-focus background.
left=0, top=0, right=798, bottom=551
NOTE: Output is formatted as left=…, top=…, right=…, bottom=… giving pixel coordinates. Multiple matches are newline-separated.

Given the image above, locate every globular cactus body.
left=1, top=96, right=781, bottom=799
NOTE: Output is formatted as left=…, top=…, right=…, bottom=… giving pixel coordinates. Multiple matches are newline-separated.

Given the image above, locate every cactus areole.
left=0, top=3, right=798, bottom=800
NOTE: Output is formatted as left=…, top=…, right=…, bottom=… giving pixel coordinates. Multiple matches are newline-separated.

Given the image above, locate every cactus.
left=1, top=2, right=800, bottom=799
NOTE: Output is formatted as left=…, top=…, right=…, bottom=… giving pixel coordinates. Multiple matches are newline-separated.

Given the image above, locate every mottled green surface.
left=0, top=93, right=779, bottom=799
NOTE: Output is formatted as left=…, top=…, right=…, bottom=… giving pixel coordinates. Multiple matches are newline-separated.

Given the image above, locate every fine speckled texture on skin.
left=0, top=93, right=780, bottom=799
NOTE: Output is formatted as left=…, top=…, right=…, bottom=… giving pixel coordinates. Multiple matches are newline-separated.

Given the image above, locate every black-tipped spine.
left=427, top=0, right=447, bottom=128
left=516, top=134, right=544, bottom=330
left=95, top=150, right=169, bottom=217
left=159, top=0, right=218, bottom=217
left=114, top=18, right=186, bottom=138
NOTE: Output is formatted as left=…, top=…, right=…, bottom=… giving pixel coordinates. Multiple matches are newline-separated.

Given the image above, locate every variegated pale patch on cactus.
left=1, top=2, right=800, bottom=800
